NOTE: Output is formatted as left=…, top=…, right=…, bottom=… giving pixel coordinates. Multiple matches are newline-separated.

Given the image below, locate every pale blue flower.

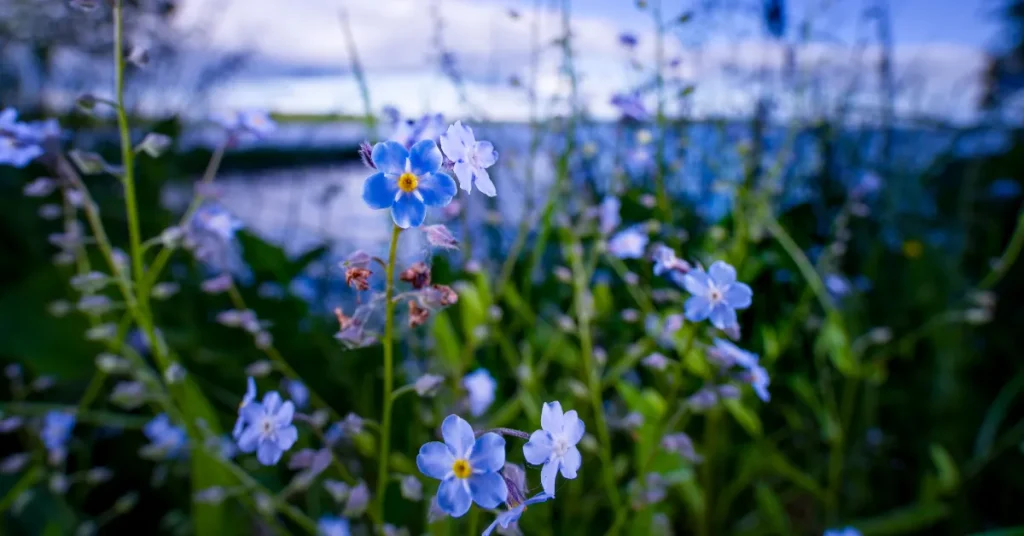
left=0, top=108, right=51, bottom=168
left=388, top=111, right=445, bottom=148
left=824, top=274, right=851, bottom=298
left=317, top=516, right=350, bottom=536
left=744, top=364, right=771, bottom=402
left=440, top=121, right=498, bottom=197
left=611, top=93, right=648, bottom=121
left=233, top=377, right=258, bottom=439
left=236, top=391, right=299, bottom=466
left=523, top=402, right=584, bottom=496
left=212, top=110, right=276, bottom=138
left=652, top=245, right=690, bottom=277
left=599, top=196, right=621, bottom=235
left=824, top=527, right=861, bottom=536
left=192, top=203, right=242, bottom=242
left=40, top=411, right=75, bottom=453
left=286, top=379, right=310, bottom=409
left=482, top=492, right=552, bottom=536
left=362, top=140, right=457, bottom=228
left=682, top=261, right=752, bottom=330
left=708, top=339, right=758, bottom=369
left=463, top=369, right=496, bottom=417
left=608, top=226, right=648, bottom=259
left=416, top=414, right=508, bottom=517
left=143, top=413, right=188, bottom=459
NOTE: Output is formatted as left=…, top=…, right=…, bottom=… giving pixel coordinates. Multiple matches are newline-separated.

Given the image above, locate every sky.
left=165, top=0, right=1007, bottom=123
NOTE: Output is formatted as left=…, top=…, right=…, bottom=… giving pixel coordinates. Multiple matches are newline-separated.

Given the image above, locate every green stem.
left=0, top=466, right=42, bottom=514
left=374, top=224, right=402, bottom=528
left=980, top=205, right=1024, bottom=290
left=338, top=9, right=377, bottom=138
left=113, top=0, right=144, bottom=305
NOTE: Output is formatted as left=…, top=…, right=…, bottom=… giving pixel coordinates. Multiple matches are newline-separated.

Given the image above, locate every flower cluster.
left=417, top=402, right=582, bottom=533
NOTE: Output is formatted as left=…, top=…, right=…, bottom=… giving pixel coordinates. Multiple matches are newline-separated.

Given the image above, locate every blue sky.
left=167, top=0, right=1004, bottom=122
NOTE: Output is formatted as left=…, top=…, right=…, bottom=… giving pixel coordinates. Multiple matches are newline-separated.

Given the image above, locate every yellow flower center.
left=398, top=172, right=419, bottom=193
left=452, top=459, right=472, bottom=479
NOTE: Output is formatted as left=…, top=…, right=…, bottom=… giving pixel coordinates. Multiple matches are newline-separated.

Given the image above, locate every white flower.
left=439, top=121, right=498, bottom=197
left=522, top=401, right=585, bottom=496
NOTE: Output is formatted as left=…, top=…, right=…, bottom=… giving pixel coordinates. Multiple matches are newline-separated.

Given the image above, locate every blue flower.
left=599, top=196, right=621, bottom=235
left=212, top=110, right=276, bottom=138
left=236, top=391, right=299, bottom=466
left=824, top=274, right=851, bottom=299
left=522, top=402, right=584, bottom=496
left=989, top=178, right=1022, bottom=199
left=416, top=414, right=508, bottom=517
left=482, top=492, right=553, bottom=536
left=233, top=377, right=258, bottom=439
left=0, top=108, right=50, bottom=168
left=143, top=413, right=189, bottom=459
left=463, top=369, right=497, bottom=417
left=192, top=203, right=242, bottom=242
left=286, top=379, right=310, bottom=409
left=708, top=338, right=759, bottom=369
left=388, top=111, right=445, bottom=149
left=610, top=92, right=648, bottom=121
left=362, top=140, right=457, bottom=228
left=824, top=527, right=861, bottom=536
left=40, top=411, right=75, bottom=454
left=440, top=121, right=499, bottom=197
left=608, top=226, right=649, bottom=259
left=618, top=32, right=638, bottom=47
left=743, top=364, right=771, bottom=402
left=317, top=515, right=350, bottom=536
left=652, top=245, right=690, bottom=277
left=681, top=261, right=752, bottom=330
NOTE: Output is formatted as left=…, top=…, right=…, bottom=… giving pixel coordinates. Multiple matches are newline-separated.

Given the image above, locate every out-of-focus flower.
left=0, top=108, right=54, bottom=168
left=661, top=433, right=702, bottom=463
left=399, top=262, right=431, bottom=289
left=642, top=352, right=671, bottom=371
left=523, top=401, right=584, bottom=496
left=423, top=224, right=459, bottom=250
left=235, top=392, right=299, bottom=466
left=599, top=196, right=621, bottom=235
left=652, top=245, right=690, bottom=277
left=142, top=414, right=188, bottom=459
left=742, top=365, right=771, bottom=402
left=823, top=527, right=861, bottom=536
left=317, top=516, right=350, bottom=536
left=824, top=274, right=851, bottom=299
left=400, top=474, right=423, bottom=501
left=439, top=121, right=499, bottom=197
left=408, top=300, right=430, bottom=328
left=608, top=226, right=649, bottom=259
left=345, top=267, right=371, bottom=291
left=386, top=110, right=446, bottom=149
left=682, top=261, right=753, bottom=331
left=211, top=110, right=277, bottom=138
left=989, top=178, right=1022, bottom=199
left=463, top=369, right=497, bottom=417
left=610, top=92, right=648, bottom=121
left=201, top=274, right=233, bottom=294
left=414, top=374, right=445, bottom=397
left=416, top=414, right=507, bottom=517
left=618, top=32, right=638, bottom=47
left=362, top=140, right=457, bottom=228
left=286, top=380, right=310, bottom=409
left=137, top=133, right=172, bottom=158
left=23, top=177, right=57, bottom=197
left=482, top=492, right=552, bottom=536
left=707, top=339, right=758, bottom=369
left=40, top=411, right=75, bottom=457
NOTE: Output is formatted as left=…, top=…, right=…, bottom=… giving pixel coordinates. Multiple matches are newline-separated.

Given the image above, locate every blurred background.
left=1, top=0, right=1023, bottom=535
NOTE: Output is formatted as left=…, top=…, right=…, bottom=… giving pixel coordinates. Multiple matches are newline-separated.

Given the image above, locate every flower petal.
left=468, top=432, right=506, bottom=473
left=682, top=270, right=710, bottom=296
left=417, top=172, right=457, bottom=207
left=231, top=416, right=245, bottom=439
left=540, top=401, right=564, bottom=434
left=275, top=424, right=298, bottom=450
left=709, top=303, right=738, bottom=330
left=468, top=471, right=508, bottom=508
left=473, top=141, right=498, bottom=168
left=439, top=122, right=470, bottom=162
left=540, top=459, right=559, bottom=496
left=417, top=441, right=456, bottom=480
left=472, top=167, right=497, bottom=197
left=708, top=261, right=737, bottom=285
left=256, top=441, right=283, bottom=465
left=441, top=414, right=476, bottom=459
left=409, top=139, right=443, bottom=176
left=437, top=478, right=472, bottom=518
left=559, top=446, right=581, bottom=479
left=453, top=161, right=475, bottom=192
left=391, top=192, right=426, bottom=229
left=262, top=392, right=282, bottom=414
left=562, top=410, right=585, bottom=444
left=274, top=400, right=294, bottom=427
left=237, top=424, right=261, bottom=452
left=244, top=376, right=257, bottom=403
left=724, top=282, right=753, bottom=309
left=363, top=172, right=399, bottom=210
left=240, top=402, right=265, bottom=423
left=684, top=295, right=712, bottom=322
left=371, top=141, right=409, bottom=176
left=523, top=431, right=553, bottom=465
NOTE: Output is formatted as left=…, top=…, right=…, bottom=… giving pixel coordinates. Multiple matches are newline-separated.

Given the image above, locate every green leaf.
left=431, top=312, right=461, bottom=373
left=500, top=285, right=535, bottom=325
left=456, top=282, right=486, bottom=346
left=761, top=446, right=824, bottom=496
left=815, top=312, right=857, bottom=375
left=755, top=484, right=792, bottom=535
left=974, top=372, right=1024, bottom=459
left=967, top=527, right=1024, bottom=536
left=593, top=283, right=613, bottom=317
left=929, top=444, right=959, bottom=494
left=853, top=502, right=949, bottom=535
left=236, top=230, right=292, bottom=282
left=723, top=399, right=762, bottom=437
left=180, top=381, right=233, bottom=536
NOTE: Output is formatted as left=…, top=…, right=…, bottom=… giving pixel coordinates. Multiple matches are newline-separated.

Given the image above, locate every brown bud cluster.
left=399, top=262, right=431, bottom=289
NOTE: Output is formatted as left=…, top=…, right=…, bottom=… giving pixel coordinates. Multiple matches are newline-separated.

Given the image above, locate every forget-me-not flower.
left=652, top=245, right=690, bottom=279
left=599, top=196, right=621, bottom=235
left=708, top=339, right=759, bottom=369
left=608, top=226, right=649, bottom=259
left=463, top=369, right=497, bottom=417
left=233, top=377, right=258, bottom=439
left=743, top=364, right=771, bottom=402
left=363, top=140, right=457, bottom=228
left=286, top=379, right=310, bottom=409
left=439, top=121, right=499, bottom=197
left=40, top=411, right=75, bottom=454
left=482, top=492, right=553, bottom=536
left=236, top=391, right=299, bottom=466
left=523, top=401, right=584, bottom=496
left=682, top=261, right=752, bottom=330
left=0, top=108, right=50, bottom=168
left=824, top=527, right=861, bottom=536
left=143, top=413, right=188, bottom=459
left=317, top=516, right=350, bottom=536
left=416, top=414, right=508, bottom=517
